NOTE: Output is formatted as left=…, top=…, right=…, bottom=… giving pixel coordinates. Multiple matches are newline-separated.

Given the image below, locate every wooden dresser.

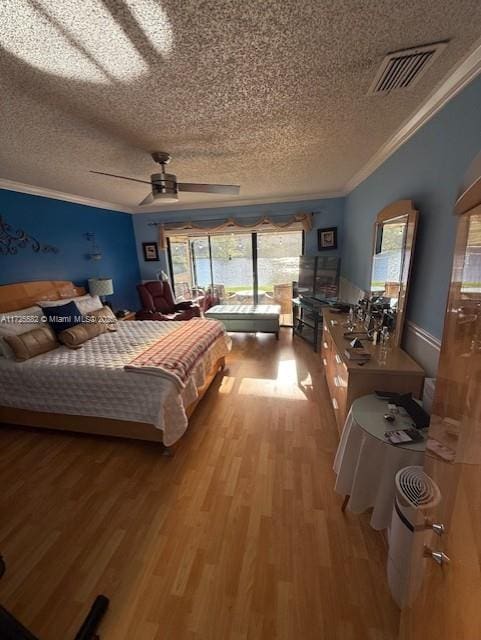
left=322, top=309, right=425, bottom=435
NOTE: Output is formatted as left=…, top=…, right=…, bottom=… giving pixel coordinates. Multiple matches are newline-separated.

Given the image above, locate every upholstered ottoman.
left=205, top=304, right=281, bottom=339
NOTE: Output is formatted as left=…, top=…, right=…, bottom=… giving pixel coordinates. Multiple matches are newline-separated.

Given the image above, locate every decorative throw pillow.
left=75, top=294, right=103, bottom=315
left=0, top=305, right=45, bottom=358
left=88, top=305, right=118, bottom=325
left=58, top=306, right=118, bottom=349
left=4, top=326, right=58, bottom=361
left=42, top=301, right=83, bottom=334
left=58, top=318, right=108, bottom=348
left=38, top=294, right=102, bottom=315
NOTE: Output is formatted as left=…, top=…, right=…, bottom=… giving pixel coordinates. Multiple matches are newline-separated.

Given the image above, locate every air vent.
left=368, top=41, right=448, bottom=95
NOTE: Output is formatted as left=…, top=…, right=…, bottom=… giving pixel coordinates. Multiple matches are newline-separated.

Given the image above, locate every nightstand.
left=117, top=311, right=137, bottom=321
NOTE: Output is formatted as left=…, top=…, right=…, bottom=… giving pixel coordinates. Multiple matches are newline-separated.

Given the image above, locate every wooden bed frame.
left=0, top=280, right=225, bottom=445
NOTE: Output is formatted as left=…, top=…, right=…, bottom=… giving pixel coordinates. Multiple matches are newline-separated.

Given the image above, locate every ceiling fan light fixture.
left=151, top=172, right=177, bottom=192
left=152, top=192, right=179, bottom=203
left=146, top=172, right=179, bottom=204
left=90, top=150, right=240, bottom=205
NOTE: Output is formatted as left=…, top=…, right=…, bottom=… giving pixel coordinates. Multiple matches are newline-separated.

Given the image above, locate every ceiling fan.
left=90, top=151, right=240, bottom=205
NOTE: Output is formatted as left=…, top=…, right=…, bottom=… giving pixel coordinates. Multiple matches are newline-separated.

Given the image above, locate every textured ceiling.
left=1, top=0, right=481, bottom=211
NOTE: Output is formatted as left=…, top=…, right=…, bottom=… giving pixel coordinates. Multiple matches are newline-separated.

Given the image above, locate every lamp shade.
left=88, top=278, right=114, bottom=297
left=158, top=270, right=169, bottom=281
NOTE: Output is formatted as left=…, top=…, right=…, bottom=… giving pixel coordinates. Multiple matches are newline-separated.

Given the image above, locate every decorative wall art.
left=318, top=226, right=338, bottom=250
left=85, top=232, right=102, bottom=261
left=142, top=242, right=160, bottom=262
left=0, top=215, right=59, bottom=256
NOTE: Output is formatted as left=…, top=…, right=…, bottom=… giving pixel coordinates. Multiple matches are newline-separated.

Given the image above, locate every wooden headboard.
left=0, top=280, right=86, bottom=313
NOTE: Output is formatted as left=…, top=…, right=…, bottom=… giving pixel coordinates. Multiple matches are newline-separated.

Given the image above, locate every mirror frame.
left=371, top=199, right=419, bottom=347
left=455, top=150, right=481, bottom=215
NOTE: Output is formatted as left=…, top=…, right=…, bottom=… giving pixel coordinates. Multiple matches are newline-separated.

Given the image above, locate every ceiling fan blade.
left=90, top=170, right=151, bottom=185
left=177, top=182, right=240, bottom=195
left=139, top=193, right=155, bottom=206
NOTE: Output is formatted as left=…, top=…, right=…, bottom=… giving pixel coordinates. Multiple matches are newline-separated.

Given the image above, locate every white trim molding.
left=0, top=178, right=133, bottom=214
left=405, top=320, right=441, bottom=351
left=346, top=39, right=481, bottom=192
left=403, top=320, right=441, bottom=378
left=0, top=176, right=344, bottom=215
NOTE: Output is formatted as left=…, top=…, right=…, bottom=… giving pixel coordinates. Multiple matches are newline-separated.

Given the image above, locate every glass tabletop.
left=351, top=394, right=427, bottom=452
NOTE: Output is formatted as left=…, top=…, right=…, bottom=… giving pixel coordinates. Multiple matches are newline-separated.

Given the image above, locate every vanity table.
left=322, top=308, right=424, bottom=434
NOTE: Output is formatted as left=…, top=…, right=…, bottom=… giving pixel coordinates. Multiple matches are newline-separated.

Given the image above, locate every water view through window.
left=169, top=230, right=303, bottom=325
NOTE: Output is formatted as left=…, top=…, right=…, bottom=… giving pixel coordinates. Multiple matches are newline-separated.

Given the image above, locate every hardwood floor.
left=0, top=330, right=400, bottom=639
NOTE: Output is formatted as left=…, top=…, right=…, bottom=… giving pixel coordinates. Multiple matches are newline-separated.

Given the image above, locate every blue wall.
left=132, top=198, right=344, bottom=280
left=342, top=75, right=481, bottom=339
left=0, top=190, right=140, bottom=310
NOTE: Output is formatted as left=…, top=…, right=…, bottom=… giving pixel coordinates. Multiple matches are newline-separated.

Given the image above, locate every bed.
left=0, top=280, right=229, bottom=446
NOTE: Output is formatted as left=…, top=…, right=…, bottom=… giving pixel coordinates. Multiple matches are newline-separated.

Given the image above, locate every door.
left=399, top=170, right=481, bottom=638
left=210, top=233, right=253, bottom=304
left=257, top=230, right=303, bottom=325
left=190, top=236, right=212, bottom=295
left=169, top=237, right=194, bottom=300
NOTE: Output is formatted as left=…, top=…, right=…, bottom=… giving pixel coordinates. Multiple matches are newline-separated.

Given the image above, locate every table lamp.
left=88, top=277, right=114, bottom=307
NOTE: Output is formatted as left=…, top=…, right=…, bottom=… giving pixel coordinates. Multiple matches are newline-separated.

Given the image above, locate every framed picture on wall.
left=142, top=242, right=160, bottom=262
left=318, top=227, right=338, bottom=250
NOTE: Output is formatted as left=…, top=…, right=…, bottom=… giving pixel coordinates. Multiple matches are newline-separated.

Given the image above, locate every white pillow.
left=37, top=298, right=73, bottom=307
left=76, top=295, right=103, bottom=314
left=0, top=305, right=45, bottom=358
left=38, top=294, right=102, bottom=315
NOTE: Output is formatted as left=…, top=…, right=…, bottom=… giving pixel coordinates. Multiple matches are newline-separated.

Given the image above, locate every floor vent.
left=368, top=41, right=448, bottom=95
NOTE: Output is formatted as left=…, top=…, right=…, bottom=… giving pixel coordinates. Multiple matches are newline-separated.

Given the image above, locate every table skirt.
left=333, top=409, right=425, bottom=530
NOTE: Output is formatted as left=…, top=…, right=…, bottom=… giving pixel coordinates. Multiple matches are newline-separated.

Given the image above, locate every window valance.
left=151, top=213, right=313, bottom=249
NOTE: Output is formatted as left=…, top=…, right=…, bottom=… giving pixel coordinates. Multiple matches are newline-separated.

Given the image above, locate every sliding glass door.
left=210, top=234, right=253, bottom=304
left=190, top=236, right=211, bottom=294
left=169, top=237, right=194, bottom=300
left=257, top=231, right=303, bottom=325
left=169, top=230, right=303, bottom=325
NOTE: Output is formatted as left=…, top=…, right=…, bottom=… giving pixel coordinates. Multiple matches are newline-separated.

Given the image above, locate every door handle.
left=424, top=546, right=450, bottom=566
left=432, top=523, right=446, bottom=536
left=424, top=520, right=445, bottom=536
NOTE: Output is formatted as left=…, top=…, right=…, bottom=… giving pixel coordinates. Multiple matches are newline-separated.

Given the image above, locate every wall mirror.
left=370, top=200, right=419, bottom=346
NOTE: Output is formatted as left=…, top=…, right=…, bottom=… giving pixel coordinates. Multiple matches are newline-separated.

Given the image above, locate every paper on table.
left=385, top=430, right=413, bottom=444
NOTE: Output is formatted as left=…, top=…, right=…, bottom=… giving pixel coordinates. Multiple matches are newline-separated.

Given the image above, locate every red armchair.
left=136, top=281, right=201, bottom=321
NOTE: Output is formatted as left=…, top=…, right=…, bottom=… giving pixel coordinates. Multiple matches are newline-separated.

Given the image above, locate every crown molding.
left=0, top=177, right=133, bottom=213
left=0, top=176, right=344, bottom=214
left=129, top=190, right=346, bottom=214
left=345, top=39, right=481, bottom=193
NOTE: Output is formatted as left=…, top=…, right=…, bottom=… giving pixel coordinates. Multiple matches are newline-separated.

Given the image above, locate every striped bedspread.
left=125, top=318, right=227, bottom=389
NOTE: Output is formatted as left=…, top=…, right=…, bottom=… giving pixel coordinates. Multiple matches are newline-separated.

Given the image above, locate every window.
left=168, top=230, right=303, bottom=325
